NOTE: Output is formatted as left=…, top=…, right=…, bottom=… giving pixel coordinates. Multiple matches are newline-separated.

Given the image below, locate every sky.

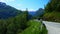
left=0, top=0, right=49, bottom=11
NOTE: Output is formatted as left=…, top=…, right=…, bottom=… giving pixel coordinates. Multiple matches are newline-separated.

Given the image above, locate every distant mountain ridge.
left=35, top=8, right=44, bottom=17
left=28, top=11, right=36, bottom=16
left=0, top=2, right=21, bottom=19
left=28, top=8, right=44, bottom=17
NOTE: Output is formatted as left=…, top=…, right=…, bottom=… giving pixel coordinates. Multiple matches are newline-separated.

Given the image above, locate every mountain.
left=28, top=11, right=36, bottom=16
left=35, top=8, right=44, bottom=17
left=28, top=8, right=44, bottom=17
left=0, top=2, right=22, bottom=19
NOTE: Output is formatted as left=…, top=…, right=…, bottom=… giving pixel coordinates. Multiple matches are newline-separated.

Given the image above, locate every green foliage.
left=43, top=11, right=60, bottom=22
left=45, top=0, right=60, bottom=12
left=40, top=24, right=48, bottom=34
left=0, top=20, right=7, bottom=34
left=0, top=10, right=48, bottom=34
left=0, top=11, right=29, bottom=34
left=20, top=20, right=47, bottom=34
left=43, top=0, right=60, bottom=22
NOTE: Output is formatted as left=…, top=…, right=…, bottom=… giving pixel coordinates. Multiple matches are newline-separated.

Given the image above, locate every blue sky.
left=0, top=0, right=49, bottom=11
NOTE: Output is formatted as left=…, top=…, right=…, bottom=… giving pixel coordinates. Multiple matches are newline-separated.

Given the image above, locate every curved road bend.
left=43, top=21, right=60, bottom=34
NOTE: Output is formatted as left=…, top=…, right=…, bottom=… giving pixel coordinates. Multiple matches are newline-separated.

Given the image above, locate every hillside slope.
left=0, top=2, right=22, bottom=19
left=43, top=11, right=60, bottom=22
left=43, top=0, right=60, bottom=22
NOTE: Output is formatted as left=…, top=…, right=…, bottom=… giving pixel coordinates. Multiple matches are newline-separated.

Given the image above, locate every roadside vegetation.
left=42, top=0, right=60, bottom=22
left=0, top=2, right=48, bottom=34
left=43, top=11, right=60, bottom=22
left=0, top=8, right=48, bottom=34
left=20, top=20, right=48, bottom=34
left=0, top=11, right=28, bottom=34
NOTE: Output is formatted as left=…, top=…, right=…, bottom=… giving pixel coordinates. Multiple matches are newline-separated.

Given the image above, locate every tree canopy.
left=45, top=0, right=60, bottom=12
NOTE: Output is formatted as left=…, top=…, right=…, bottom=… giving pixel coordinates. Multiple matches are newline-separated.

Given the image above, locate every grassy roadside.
left=19, top=20, right=48, bottom=34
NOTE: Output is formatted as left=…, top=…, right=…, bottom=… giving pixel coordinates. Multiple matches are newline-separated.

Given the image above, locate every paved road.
left=43, top=21, right=60, bottom=34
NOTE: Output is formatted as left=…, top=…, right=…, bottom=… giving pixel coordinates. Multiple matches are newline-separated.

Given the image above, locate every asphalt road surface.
left=43, top=21, right=60, bottom=34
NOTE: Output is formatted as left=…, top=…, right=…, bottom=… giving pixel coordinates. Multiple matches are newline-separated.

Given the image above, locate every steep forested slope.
left=43, top=0, right=60, bottom=22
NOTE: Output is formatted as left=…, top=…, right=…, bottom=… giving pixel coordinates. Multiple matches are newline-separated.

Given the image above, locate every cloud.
left=21, top=9, right=36, bottom=12
left=16, top=4, right=22, bottom=7
left=0, top=0, right=15, bottom=2
left=28, top=9, right=36, bottom=11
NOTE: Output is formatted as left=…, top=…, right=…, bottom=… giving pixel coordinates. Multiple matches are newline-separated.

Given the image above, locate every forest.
left=0, top=2, right=47, bottom=34
left=0, top=0, right=60, bottom=34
